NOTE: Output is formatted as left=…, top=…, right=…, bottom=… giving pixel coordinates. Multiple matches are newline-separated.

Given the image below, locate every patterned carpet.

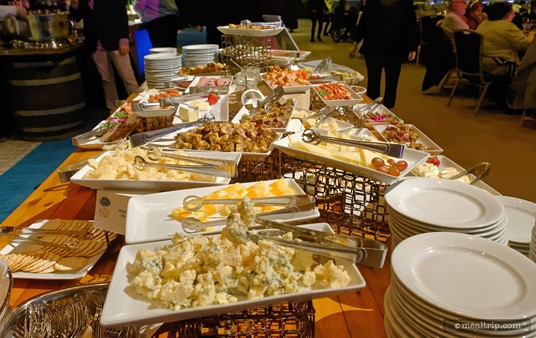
left=0, top=140, right=40, bottom=175
left=0, top=138, right=76, bottom=223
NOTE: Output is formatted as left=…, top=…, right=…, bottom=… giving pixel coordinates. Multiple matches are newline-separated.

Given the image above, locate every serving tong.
left=133, top=156, right=237, bottom=178
left=302, top=129, right=405, bottom=158
left=247, top=86, right=285, bottom=115
left=71, top=124, right=112, bottom=146
left=133, top=146, right=239, bottom=178
left=189, top=215, right=387, bottom=267
left=182, top=194, right=311, bottom=212
left=180, top=195, right=317, bottom=233
left=352, top=97, right=384, bottom=119
left=449, top=161, right=491, bottom=184
left=128, top=113, right=215, bottom=148
left=294, top=106, right=336, bottom=126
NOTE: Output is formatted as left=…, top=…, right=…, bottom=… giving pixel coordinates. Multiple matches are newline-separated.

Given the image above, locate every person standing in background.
left=283, top=0, right=299, bottom=32
left=323, top=0, right=334, bottom=36
left=69, top=0, right=139, bottom=112
left=349, top=0, right=419, bottom=109
left=308, top=0, right=327, bottom=42
left=132, top=0, right=180, bottom=48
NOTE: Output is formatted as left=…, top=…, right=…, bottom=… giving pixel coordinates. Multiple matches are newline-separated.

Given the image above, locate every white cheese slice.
left=197, top=101, right=210, bottom=111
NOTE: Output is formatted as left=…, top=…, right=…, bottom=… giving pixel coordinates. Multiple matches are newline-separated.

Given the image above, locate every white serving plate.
left=231, top=98, right=296, bottom=132
left=385, top=178, right=505, bottom=228
left=100, top=223, right=366, bottom=327
left=125, top=178, right=320, bottom=244
left=496, top=196, right=536, bottom=244
left=217, top=26, right=285, bottom=37
left=272, top=132, right=430, bottom=185
left=70, top=150, right=235, bottom=191
left=0, top=220, right=104, bottom=280
left=313, top=84, right=363, bottom=107
left=391, top=232, right=536, bottom=321
left=409, top=155, right=500, bottom=195
left=373, top=124, right=443, bottom=155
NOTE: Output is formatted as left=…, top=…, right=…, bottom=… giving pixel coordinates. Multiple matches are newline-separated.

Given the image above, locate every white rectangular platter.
left=0, top=220, right=104, bottom=280
left=217, top=26, right=285, bottom=37
left=125, top=178, right=320, bottom=244
left=313, top=84, right=363, bottom=106
left=100, top=223, right=366, bottom=327
left=373, top=123, right=444, bottom=155
left=410, top=155, right=500, bottom=195
left=352, top=103, right=404, bottom=128
left=231, top=98, right=296, bottom=132
left=70, top=150, right=235, bottom=191
left=264, top=80, right=313, bottom=94
left=272, top=133, right=430, bottom=185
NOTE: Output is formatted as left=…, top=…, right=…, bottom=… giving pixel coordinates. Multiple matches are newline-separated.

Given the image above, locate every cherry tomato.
left=427, top=157, right=440, bottom=167
left=371, top=157, right=385, bottom=168
left=388, top=166, right=401, bottom=176
left=387, top=159, right=396, bottom=166
left=396, top=160, right=408, bottom=171
left=378, top=165, right=390, bottom=174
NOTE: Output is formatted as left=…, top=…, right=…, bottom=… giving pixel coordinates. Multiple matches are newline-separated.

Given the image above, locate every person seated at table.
left=477, top=1, right=532, bottom=109
left=512, top=39, right=536, bottom=112
left=0, top=4, right=26, bottom=20
left=438, top=0, right=470, bottom=33
left=476, top=1, right=531, bottom=77
left=465, top=0, right=486, bottom=29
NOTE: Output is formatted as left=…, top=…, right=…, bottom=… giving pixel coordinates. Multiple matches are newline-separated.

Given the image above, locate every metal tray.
left=0, top=282, right=140, bottom=337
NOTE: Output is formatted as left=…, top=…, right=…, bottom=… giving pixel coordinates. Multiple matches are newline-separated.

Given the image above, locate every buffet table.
left=0, top=93, right=391, bottom=337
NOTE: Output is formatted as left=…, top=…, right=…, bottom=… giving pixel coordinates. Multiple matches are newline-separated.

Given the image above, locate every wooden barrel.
left=8, top=56, right=86, bottom=141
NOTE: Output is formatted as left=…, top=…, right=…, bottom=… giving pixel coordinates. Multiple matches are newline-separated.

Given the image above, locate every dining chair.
left=416, top=15, right=445, bottom=65
left=447, top=29, right=493, bottom=116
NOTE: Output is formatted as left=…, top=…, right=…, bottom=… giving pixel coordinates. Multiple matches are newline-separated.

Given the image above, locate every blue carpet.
left=0, top=139, right=76, bottom=223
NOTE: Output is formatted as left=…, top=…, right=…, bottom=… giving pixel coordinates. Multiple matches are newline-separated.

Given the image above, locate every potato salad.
left=127, top=198, right=350, bottom=310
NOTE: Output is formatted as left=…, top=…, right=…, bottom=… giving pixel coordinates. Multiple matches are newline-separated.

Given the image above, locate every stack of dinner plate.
left=181, top=44, right=219, bottom=67
left=149, top=47, right=177, bottom=55
left=530, top=225, right=536, bottom=263
left=385, top=178, right=508, bottom=249
left=144, top=53, right=182, bottom=88
left=385, top=232, right=536, bottom=338
left=495, top=196, right=536, bottom=256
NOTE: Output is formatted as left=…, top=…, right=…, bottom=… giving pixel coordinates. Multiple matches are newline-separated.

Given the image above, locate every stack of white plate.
left=149, top=47, right=177, bottom=55
left=144, top=53, right=181, bottom=88
left=495, top=196, right=536, bottom=256
left=385, top=232, right=536, bottom=338
left=530, top=225, right=536, bottom=263
left=181, top=44, right=219, bottom=67
left=385, top=178, right=508, bottom=249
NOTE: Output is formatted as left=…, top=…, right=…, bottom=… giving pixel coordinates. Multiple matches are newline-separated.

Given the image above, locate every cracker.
left=54, top=256, right=88, bottom=271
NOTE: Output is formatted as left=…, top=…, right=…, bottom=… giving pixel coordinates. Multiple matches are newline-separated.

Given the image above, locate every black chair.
left=416, top=15, right=444, bottom=65
left=447, top=29, right=494, bottom=115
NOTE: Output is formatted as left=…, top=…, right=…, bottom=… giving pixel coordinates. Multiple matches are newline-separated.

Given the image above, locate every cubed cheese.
left=179, top=106, right=199, bottom=122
